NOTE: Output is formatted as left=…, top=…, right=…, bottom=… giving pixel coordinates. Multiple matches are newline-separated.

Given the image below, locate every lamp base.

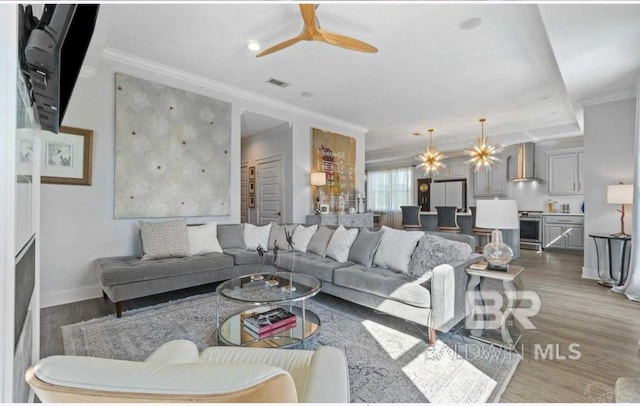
left=487, top=263, right=509, bottom=272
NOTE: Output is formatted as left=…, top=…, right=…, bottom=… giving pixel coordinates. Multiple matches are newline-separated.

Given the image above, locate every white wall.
left=241, top=123, right=293, bottom=223
left=583, top=97, right=637, bottom=279
left=39, top=50, right=366, bottom=307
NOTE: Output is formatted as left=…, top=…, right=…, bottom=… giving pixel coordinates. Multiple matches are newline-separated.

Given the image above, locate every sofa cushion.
left=244, top=223, right=272, bottom=251
left=223, top=249, right=264, bottom=266
left=96, top=253, right=234, bottom=286
left=348, top=228, right=383, bottom=268
left=292, top=224, right=318, bottom=253
left=217, top=224, right=246, bottom=250
left=276, top=252, right=351, bottom=283
left=333, top=264, right=431, bottom=308
left=408, top=234, right=473, bottom=277
left=373, top=226, right=424, bottom=274
left=269, top=224, right=299, bottom=251
left=139, top=219, right=190, bottom=260
left=307, top=226, right=334, bottom=257
left=326, top=226, right=359, bottom=263
left=187, top=223, right=223, bottom=256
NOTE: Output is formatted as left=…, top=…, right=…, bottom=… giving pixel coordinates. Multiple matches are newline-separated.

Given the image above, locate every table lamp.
left=607, top=183, right=633, bottom=237
left=476, top=199, right=519, bottom=271
left=310, top=172, right=326, bottom=213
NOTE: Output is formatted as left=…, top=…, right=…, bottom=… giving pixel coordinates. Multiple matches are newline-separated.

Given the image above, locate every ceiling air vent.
left=266, top=78, right=290, bottom=88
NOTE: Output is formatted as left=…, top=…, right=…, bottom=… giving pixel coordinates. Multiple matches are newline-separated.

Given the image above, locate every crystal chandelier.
left=465, top=118, right=503, bottom=172
left=416, top=129, right=447, bottom=175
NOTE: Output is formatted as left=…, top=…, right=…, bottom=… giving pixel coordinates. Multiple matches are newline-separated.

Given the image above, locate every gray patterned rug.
left=62, top=293, right=519, bottom=403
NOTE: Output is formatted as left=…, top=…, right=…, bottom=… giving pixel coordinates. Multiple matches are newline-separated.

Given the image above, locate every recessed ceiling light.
left=459, top=17, right=482, bottom=31
left=301, top=91, right=314, bottom=97
left=247, top=40, right=260, bottom=52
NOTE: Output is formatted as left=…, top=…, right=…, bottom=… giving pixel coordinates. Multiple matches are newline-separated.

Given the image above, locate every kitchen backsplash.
left=506, top=181, right=584, bottom=213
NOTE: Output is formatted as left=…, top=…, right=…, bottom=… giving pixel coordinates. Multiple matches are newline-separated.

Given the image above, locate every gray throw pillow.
left=306, top=225, right=335, bottom=257
left=139, top=219, right=190, bottom=260
left=408, top=234, right=473, bottom=277
left=348, top=228, right=383, bottom=268
left=217, top=224, right=246, bottom=250
left=268, top=223, right=299, bottom=251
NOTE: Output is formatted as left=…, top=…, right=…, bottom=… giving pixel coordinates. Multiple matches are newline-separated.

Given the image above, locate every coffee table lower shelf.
left=218, top=305, right=320, bottom=348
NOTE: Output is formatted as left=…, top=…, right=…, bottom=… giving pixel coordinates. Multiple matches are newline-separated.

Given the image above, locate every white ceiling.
left=89, top=3, right=640, bottom=165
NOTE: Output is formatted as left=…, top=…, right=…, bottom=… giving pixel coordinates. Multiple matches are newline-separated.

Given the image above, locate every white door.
left=257, top=157, right=283, bottom=224
left=240, top=163, right=248, bottom=223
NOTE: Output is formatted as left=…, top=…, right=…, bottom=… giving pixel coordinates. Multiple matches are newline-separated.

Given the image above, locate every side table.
left=589, top=233, right=632, bottom=287
left=466, top=265, right=525, bottom=351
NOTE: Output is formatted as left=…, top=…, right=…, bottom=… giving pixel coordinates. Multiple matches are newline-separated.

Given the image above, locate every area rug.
left=62, top=293, right=519, bottom=403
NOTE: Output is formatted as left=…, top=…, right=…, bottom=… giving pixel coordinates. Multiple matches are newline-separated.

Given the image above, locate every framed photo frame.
left=249, top=166, right=256, bottom=180
left=248, top=194, right=256, bottom=208
left=249, top=181, right=255, bottom=194
left=319, top=203, right=330, bottom=214
left=42, top=126, right=93, bottom=185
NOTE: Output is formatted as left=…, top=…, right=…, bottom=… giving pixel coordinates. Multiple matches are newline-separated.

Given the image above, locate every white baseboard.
left=581, top=267, right=600, bottom=280
left=40, top=285, right=102, bottom=308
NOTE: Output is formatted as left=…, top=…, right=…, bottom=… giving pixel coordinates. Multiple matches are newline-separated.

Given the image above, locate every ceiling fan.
left=256, top=4, right=378, bottom=58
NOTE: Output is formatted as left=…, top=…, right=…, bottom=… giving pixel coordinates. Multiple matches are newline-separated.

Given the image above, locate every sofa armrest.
left=144, top=340, right=199, bottom=364
left=302, top=346, right=350, bottom=403
left=429, top=264, right=456, bottom=330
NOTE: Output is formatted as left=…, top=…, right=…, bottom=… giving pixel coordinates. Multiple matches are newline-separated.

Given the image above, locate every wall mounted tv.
left=21, top=4, right=99, bottom=134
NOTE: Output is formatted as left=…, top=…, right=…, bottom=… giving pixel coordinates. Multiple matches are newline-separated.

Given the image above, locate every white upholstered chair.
left=26, top=340, right=350, bottom=403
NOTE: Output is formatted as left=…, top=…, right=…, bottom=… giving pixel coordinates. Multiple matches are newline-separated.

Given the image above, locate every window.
left=366, top=167, right=414, bottom=211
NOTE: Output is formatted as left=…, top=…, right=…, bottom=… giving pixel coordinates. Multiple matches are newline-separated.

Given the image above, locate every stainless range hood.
left=511, top=142, right=543, bottom=182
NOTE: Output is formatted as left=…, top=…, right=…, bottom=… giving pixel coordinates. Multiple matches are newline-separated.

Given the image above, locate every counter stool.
left=470, top=206, right=492, bottom=251
left=400, top=205, right=422, bottom=230
left=435, top=206, right=461, bottom=233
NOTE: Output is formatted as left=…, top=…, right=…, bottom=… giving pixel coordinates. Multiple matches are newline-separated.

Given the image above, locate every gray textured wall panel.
left=114, top=74, right=231, bottom=218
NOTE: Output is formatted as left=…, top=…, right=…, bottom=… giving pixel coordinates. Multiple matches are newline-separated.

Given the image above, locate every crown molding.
left=579, top=88, right=637, bottom=107
left=101, top=47, right=369, bottom=135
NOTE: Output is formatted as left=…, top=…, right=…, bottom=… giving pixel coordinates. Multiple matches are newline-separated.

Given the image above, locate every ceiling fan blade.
left=255, top=35, right=304, bottom=58
left=299, top=4, right=318, bottom=30
left=319, top=30, right=378, bottom=53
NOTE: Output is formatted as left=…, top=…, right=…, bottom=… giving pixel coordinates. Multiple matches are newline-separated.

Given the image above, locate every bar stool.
left=435, top=206, right=461, bottom=233
left=400, top=206, right=422, bottom=230
left=470, top=206, right=492, bottom=250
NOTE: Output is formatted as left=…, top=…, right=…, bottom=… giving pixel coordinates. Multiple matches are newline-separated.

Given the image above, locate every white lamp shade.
left=310, top=172, right=327, bottom=186
left=607, top=184, right=633, bottom=204
left=476, top=199, right=519, bottom=229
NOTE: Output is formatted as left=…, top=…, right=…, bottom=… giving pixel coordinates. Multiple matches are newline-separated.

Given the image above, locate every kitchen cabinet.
left=431, top=158, right=468, bottom=180
left=542, top=215, right=584, bottom=251
left=472, top=155, right=509, bottom=197
left=547, top=148, right=584, bottom=195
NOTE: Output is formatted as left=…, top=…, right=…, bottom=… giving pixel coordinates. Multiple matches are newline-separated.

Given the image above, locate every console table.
left=589, top=233, right=632, bottom=287
left=306, top=213, right=374, bottom=227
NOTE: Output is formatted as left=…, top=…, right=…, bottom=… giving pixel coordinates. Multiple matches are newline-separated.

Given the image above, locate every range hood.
left=511, top=142, right=543, bottom=182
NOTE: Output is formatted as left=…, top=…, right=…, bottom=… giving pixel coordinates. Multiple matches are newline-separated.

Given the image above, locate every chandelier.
left=465, top=118, right=502, bottom=171
left=416, top=129, right=447, bottom=175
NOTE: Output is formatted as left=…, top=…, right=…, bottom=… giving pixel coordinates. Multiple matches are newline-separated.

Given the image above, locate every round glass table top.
left=216, top=272, right=322, bottom=304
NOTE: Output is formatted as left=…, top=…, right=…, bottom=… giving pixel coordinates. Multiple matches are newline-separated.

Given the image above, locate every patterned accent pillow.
left=408, top=234, right=473, bottom=277
left=373, top=226, right=424, bottom=274
left=269, top=223, right=299, bottom=251
left=187, top=222, right=223, bottom=256
left=244, top=223, right=272, bottom=251
left=139, top=219, right=190, bottom=260
left=291, top=224, right=318, bottom=253
left=326, top=226, right=359, bottom=263
left=348, top=228, right=383, bottom=268
left=307, top=225, right=335, bottom=257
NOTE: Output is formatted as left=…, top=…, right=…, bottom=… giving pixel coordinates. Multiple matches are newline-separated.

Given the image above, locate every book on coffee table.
left=245, top=319, right=296, bottom=339
left=243, top=307, right=297, bottom=334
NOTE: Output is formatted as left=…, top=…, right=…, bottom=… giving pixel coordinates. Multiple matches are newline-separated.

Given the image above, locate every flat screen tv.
left=21, top=4, right=99, bottom=133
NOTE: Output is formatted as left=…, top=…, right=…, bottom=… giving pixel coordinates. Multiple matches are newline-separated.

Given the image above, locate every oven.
left=519, top=211, right=542, bottom=251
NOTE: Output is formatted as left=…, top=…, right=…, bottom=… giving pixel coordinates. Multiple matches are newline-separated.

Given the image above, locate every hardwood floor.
left=40, top=250, right=640, bottom=403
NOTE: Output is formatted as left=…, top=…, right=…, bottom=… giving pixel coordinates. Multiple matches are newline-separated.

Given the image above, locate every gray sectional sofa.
left=95, top=223, right=481, bottom=341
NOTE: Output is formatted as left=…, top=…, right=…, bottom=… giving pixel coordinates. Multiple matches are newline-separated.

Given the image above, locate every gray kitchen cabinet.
left=547, top=148, right=584, bottom=195
left=542, top=215, right=584, bottom=251
left=472, top=155, right=509, bottom=197
left=431, top=158, right=468, bottom=180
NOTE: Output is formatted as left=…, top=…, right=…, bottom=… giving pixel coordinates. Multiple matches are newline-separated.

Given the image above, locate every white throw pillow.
left=326, top=226, right=359, bottom=263
left=187, top=223, right=223, bottom=256
left=373, top=226, right=424, bottom=274
left=243, top=223, right=272, bottom=251
left=292, top=224, right=318, bottom=252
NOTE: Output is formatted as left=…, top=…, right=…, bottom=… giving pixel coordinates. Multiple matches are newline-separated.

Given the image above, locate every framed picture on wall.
left=319, top=203, right=330, bottom=214
left=249, top=181, right=255, bottom=194
left=248, top=194, right=255, bottom=208
left=249, top=166, right=256, bottom=180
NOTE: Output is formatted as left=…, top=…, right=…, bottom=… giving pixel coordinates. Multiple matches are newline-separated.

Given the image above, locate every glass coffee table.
left=216, top=272, right=321, bottom=348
